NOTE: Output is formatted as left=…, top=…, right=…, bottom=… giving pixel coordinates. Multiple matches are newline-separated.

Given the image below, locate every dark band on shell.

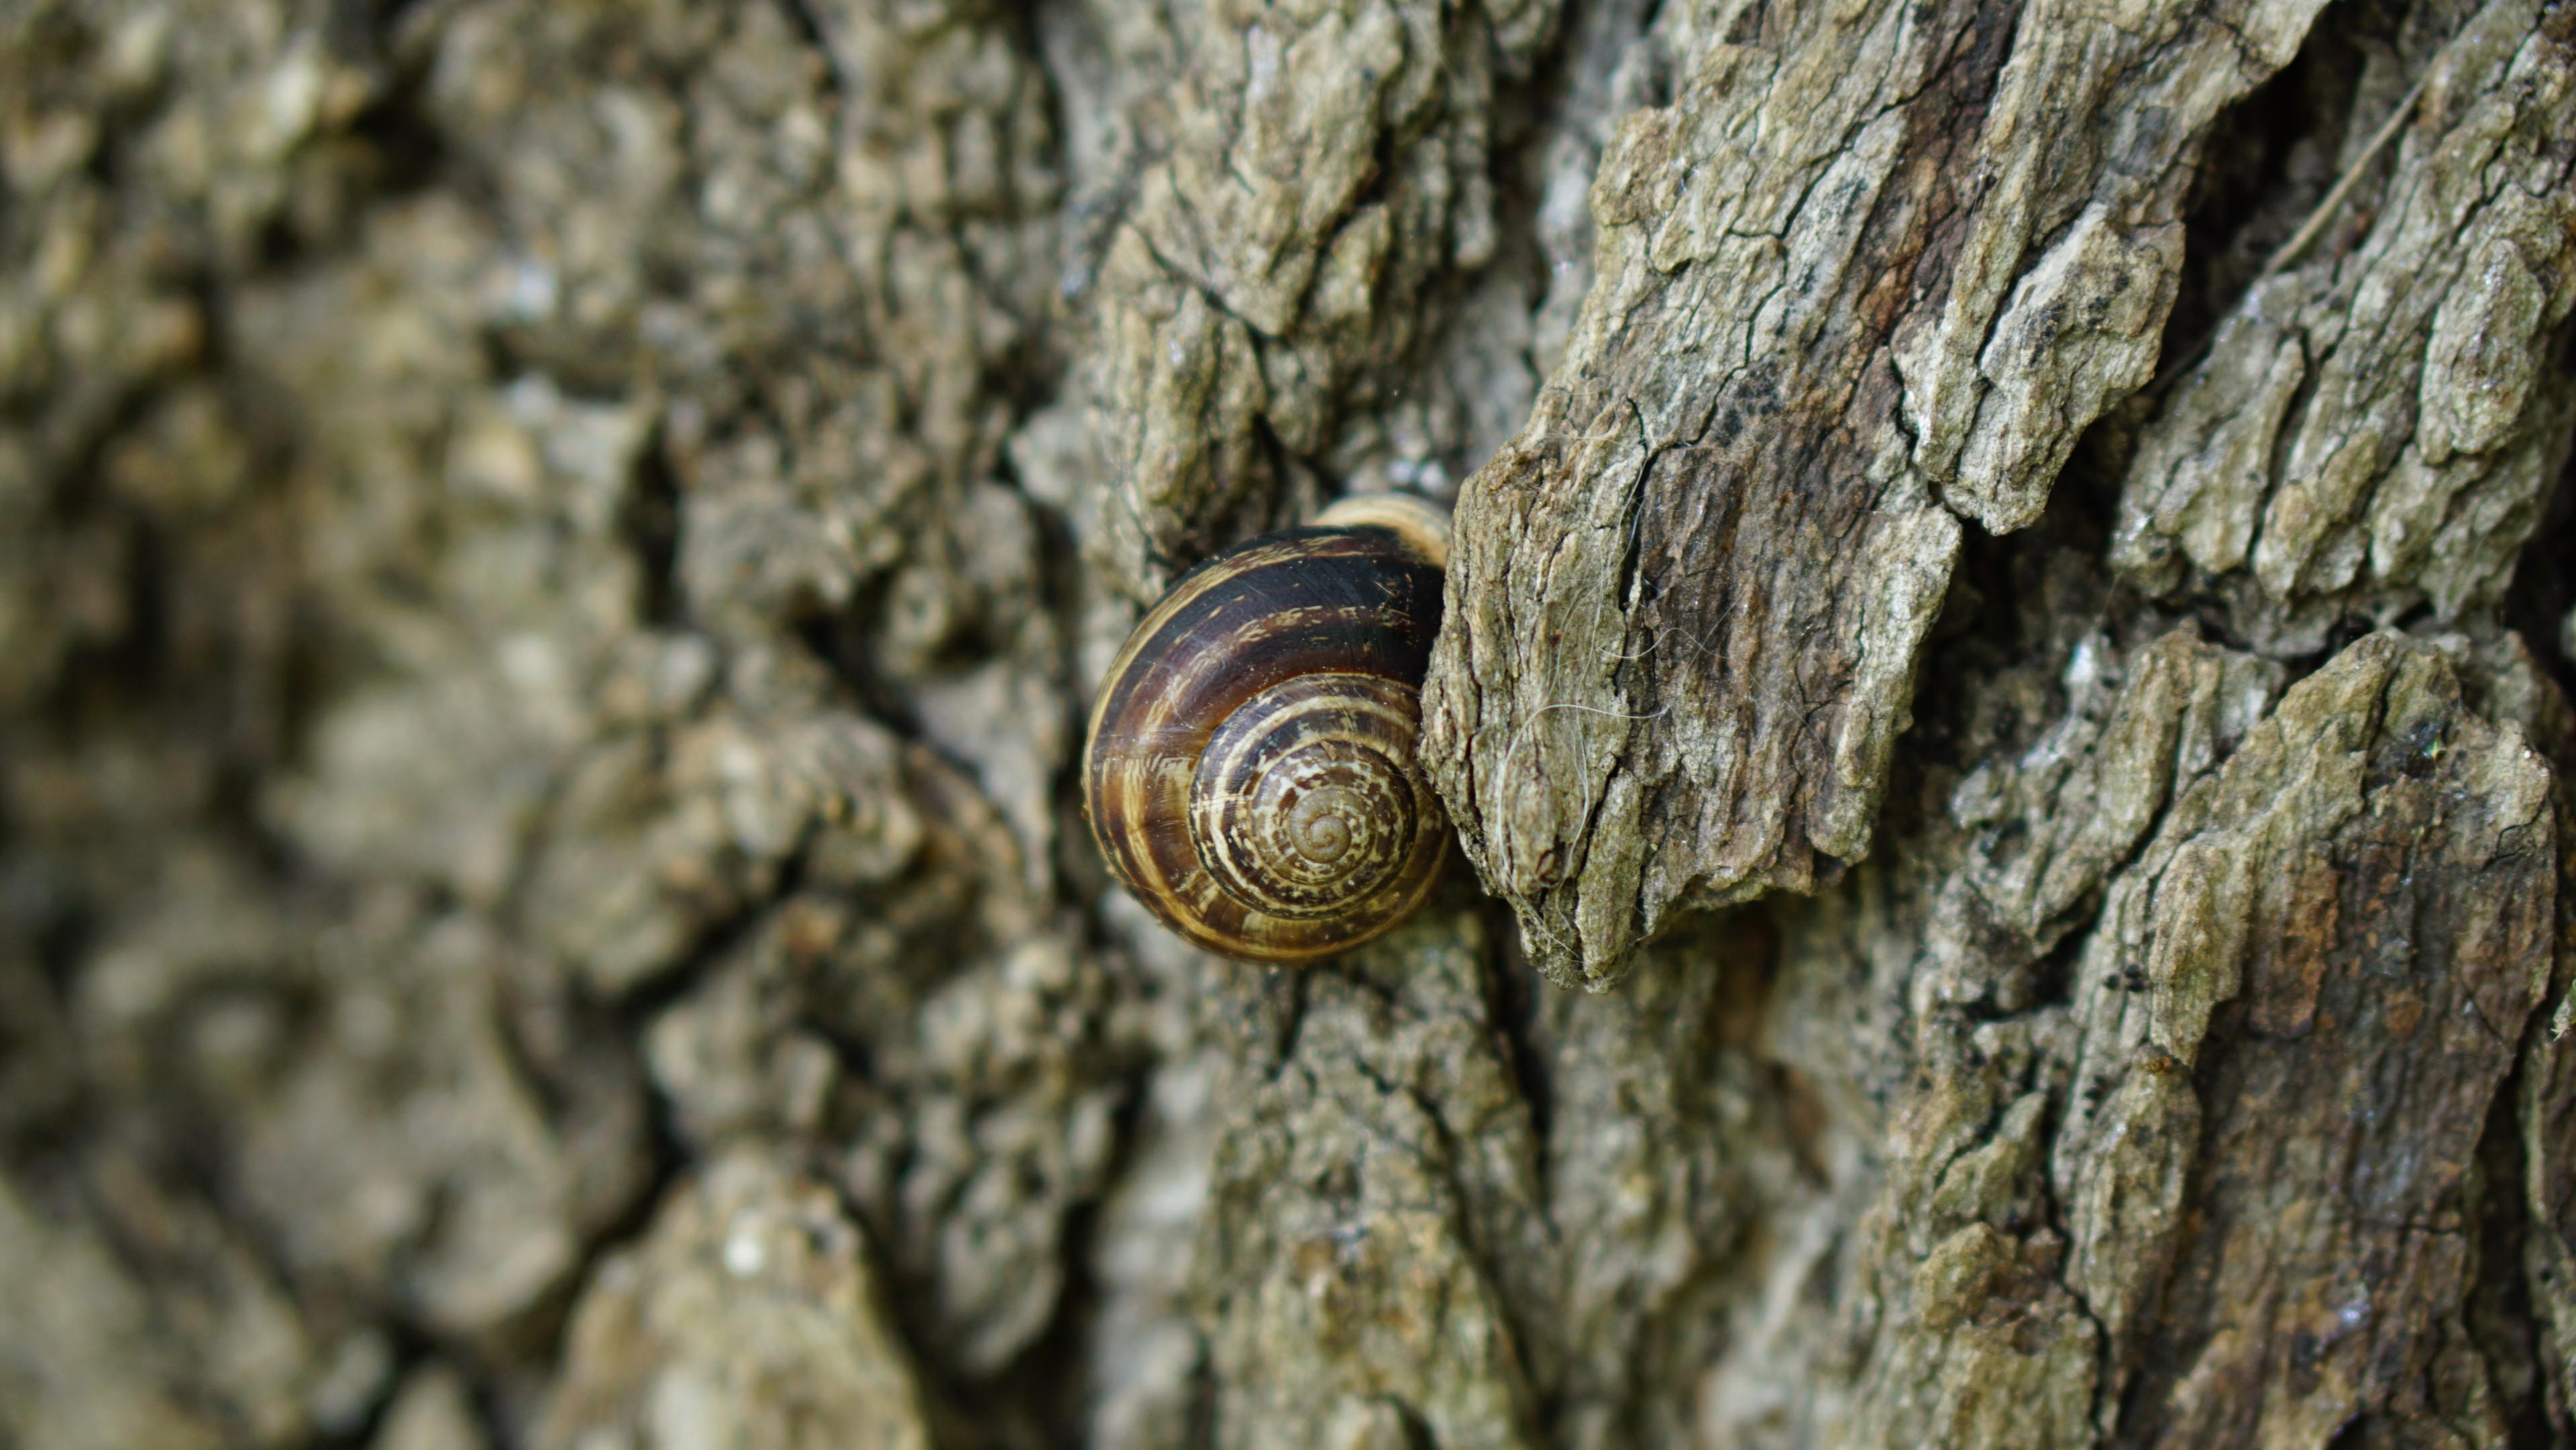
left=1083, top=505, right=1450, bottom=962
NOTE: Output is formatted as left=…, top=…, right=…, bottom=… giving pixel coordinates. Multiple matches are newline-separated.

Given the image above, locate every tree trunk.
left=3, top=0, right=2573, bottom=1447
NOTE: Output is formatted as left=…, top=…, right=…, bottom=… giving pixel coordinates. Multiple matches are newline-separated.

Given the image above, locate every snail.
left=1083, top=494, right=1453, bottom=963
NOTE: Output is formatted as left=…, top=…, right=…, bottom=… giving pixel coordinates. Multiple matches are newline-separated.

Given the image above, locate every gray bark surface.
left=1, top=2, right=2572, bottom=1449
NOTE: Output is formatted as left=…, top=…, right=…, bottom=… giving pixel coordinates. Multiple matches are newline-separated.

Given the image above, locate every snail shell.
left=1083, top=495, right=1452, bottom=963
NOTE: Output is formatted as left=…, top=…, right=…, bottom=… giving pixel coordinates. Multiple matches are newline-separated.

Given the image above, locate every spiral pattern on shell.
left=1083, top=499, right=1450, bottom=963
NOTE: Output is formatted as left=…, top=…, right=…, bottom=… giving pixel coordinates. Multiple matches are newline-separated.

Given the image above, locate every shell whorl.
left=1083, top=505, right=1450, bottom=963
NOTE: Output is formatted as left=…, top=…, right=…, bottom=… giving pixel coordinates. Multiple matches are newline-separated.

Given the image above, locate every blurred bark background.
left=3, top=1, right=2573, bottom=1447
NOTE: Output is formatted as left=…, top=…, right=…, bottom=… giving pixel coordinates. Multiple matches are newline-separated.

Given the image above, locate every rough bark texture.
left=1, top=3, right=2572, bottom=1450
left=1421, top=0, right=2576, bottom=991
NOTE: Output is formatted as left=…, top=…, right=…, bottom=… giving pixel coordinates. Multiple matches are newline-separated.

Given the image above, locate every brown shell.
left=1083, top=515, right=1449, bottom=963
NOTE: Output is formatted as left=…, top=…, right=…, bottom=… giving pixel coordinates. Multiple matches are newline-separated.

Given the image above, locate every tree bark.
left=1, top=1, right=2572, bottom=1449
